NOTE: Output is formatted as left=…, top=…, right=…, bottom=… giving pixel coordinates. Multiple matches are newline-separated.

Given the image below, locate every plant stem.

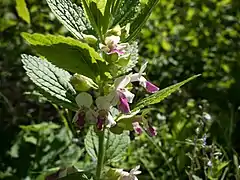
left=96, top=128, right=105, bottom=180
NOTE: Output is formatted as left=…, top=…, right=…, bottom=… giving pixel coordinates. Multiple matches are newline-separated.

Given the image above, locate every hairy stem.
left=96, top=128, right=105, bottom=180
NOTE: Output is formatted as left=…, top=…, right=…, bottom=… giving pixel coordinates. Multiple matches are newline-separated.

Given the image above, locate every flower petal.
left=118, top=94, right=131, bottom=114
left=96, top=96, right=111, bottom=110
left=105, top=35, right=120, bottom=45
left=121, top=89, right=135, bottom=103
left=132, top=122, right=143, bottom=135
left=145, top=81, right=159, bottom=93
left=139, top=61, right=148, bottom=75
left=106, top=113, right=116, bottom=128
left=75, top=92, right=93, bottom=108
left=147, top=125, right=157, bottom=136
left=115, top=75, right=131, bottom=89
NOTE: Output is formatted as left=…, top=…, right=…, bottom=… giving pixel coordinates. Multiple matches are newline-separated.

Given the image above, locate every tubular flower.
left=117, top=166, right=141, bottom=180
left=99, top=35, right=128, bottom=55
left=147, top=124, right=157, bottom=137
left=132, top=122, right=143, bottom=135
left=109, top=75, right=135, bottom=114
left=95, top=96, right=116, bottom=130
left=73, top=92, right=93, bottom=129
left=131, top=62, right=159, bottom=93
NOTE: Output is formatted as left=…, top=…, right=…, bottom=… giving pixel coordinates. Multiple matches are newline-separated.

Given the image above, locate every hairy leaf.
left=112, top=0, right=140, bottom=27
left=21, top=33, right=104, bottom=78
left=16, top=0, right=31, bottom=24
left=134, top=75, right=200, bottom=110
left=126, top=0, right=159, bottom=41
left=46, top=0, right=91, bottom=39
left=122, top=41, right=139, bottom=73
left=21, top=54, right=77, bottom=110
left=85, top=127, right=130, bottom=163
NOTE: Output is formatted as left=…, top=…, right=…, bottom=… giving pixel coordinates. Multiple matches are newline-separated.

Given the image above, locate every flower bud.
left=70, top=73, right=98, bottom=91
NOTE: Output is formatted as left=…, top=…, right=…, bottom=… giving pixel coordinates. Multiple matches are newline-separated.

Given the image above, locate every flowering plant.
left=20, top=0, right=199, bottom=179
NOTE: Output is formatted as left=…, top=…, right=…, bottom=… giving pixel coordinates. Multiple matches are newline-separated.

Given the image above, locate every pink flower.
left=97, top=117, right=104, bottom=130
left=147, top=125, right=157, bottom=137
left=131, top=62, right=159, bottom=93
left=118, top=92, right=131, bottom=113
left=76, top=111, right=85, bottom=129
left=132, top=122, right=143, bottom=135
left=145, top=81, right=159, bottom=93
left=99, top=35, right=128, bottom=55
left=108, top=75, right=135, bottom=114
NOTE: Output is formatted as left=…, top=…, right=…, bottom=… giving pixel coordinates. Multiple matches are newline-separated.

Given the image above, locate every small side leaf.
left=134, top=75, right=200, bottom=110
left=21, top=54, right=77, bottom=110
left=85, top=127, right=130, bottom=163
left=46, top=0, right=92, bottom=39
left=16, top=0, right=31, bottom=24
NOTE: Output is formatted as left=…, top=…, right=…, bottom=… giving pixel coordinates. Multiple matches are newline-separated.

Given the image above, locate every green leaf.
left=91, top=0, right=107, bottom=16
left=112, top=0, right=140, bottom=27
left=15, top=0, right=31, bottom=24
left=21, top=33, right=104, bottom=78
left=85, top=127, right=130, bottom=163
left=58, top=172, right=90, bottom=180
left=21, top=54, right=77, bottom=110
left=122, top=41, right=139, bottom=73
left=46, top=0, right=92, bottom=39
left=126, top=0, right=159, bottom=42
left=134, top=75, right=200, bottom=110
left=20, top=122, right=60, bottom=132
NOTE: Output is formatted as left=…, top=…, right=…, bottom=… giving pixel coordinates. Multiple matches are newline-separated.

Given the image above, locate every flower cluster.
left=73, top=35, right=159, bottom=136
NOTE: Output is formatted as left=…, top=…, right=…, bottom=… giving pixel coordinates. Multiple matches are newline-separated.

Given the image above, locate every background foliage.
left=0, top=0, right=240, bottom=179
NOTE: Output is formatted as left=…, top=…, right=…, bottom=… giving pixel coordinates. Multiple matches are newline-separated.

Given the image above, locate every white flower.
left=118, top=166, right=141, bottom=180
left=131, top=62, right=159, bottom=93
left=95, top=96, right=116, bottom=129
left=99, top=35, right=128, bottom=55
left=108, top=75, right=135, bottom=114
left=73, top=92, right=93, bottom=128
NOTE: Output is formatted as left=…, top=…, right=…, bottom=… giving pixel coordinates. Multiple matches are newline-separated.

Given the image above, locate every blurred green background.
left=0, top=0, right=240, bottom=179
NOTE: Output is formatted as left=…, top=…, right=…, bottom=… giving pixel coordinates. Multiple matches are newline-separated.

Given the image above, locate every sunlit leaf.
left=134, top=75, right=200, bottom=110
left=16, top=0, right=31, bottom=24
left=46, top=0, right=92, bottom=39
left=21, top=33, right=105, bottom=78
left=85, top=127, right=130, bottom=163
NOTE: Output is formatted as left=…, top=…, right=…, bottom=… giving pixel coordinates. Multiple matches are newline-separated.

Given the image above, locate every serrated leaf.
left=134, top=75, right=200, bottom=110
left=16, top=0, right=31, bottom=24
left=126, top=0, right=159, bottom=41
left=122, top=41, right=139, bottom=73
left=112, top=0, right=140, bottom=27
left=20, top=122, right=60, bottom=132
left=21, top=33, right=104, bottom=78
left=21, top=54, right=77, bottom=110
left=46, top=0, right=91, bottom=39
left=85, top=127, right=130, bottom=163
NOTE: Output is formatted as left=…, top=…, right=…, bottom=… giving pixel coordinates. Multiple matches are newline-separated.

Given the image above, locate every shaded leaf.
left=21, top=54, right=77, bottom=110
